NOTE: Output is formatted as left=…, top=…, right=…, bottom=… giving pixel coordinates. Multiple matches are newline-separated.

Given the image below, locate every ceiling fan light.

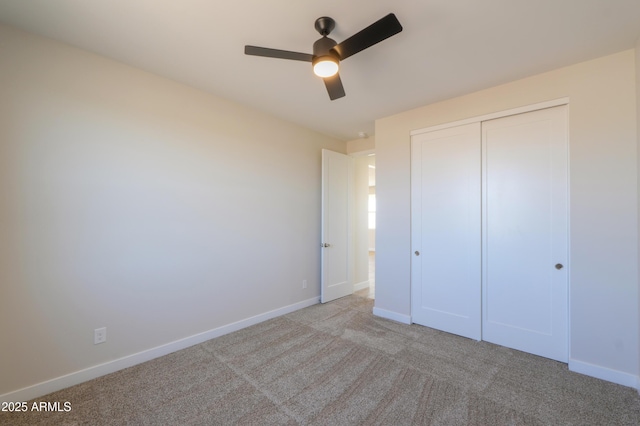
left=313, top=56, right=339, bottom=77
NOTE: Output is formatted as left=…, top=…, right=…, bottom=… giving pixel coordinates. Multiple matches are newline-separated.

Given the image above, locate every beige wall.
left=0, top=25, right=345, bottom=397
left=375, top=50, right=639, bottom=385
left=346, top=137, right=375, bottom=154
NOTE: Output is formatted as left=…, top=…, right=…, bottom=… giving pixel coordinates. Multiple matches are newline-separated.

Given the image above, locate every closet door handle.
left=415, top=251, right=420, bottom=256
left=555, top=263, right=563, bottom=270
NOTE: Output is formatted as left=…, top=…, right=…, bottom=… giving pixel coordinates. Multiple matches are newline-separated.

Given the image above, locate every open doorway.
left=354, top=153, right=375, bottom=299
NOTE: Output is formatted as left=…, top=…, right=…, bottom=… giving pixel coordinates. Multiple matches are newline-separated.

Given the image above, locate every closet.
left=410, top=105, right=568, bottom=362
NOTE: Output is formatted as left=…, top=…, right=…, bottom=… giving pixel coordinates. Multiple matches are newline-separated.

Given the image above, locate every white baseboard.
left=353, top=280, right=370, bottom=292
left=0, top=297, right=320, bottom=403
left=569, top=359, right=639, bottom=389
left=373, top=307, right=411, bottom=324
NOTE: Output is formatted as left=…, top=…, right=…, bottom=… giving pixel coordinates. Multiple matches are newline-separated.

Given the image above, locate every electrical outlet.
left=302, top=279, right=308, bottom=289
left=94, top=327, right=107, bottom=345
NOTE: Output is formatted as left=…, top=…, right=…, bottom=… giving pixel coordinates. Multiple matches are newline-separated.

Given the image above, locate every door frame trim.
left=410, top=97, right=569, bottom=137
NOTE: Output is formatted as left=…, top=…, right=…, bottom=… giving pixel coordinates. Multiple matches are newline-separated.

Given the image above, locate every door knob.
left=322, top=243, right=332, bottom=248
left=415, top=251, right=420, bottom=256
left=555, top=263, right=563, bottom=270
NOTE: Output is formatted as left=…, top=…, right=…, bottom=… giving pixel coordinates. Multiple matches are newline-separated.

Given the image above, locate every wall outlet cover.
left=94, top=327, right=107, bottom=345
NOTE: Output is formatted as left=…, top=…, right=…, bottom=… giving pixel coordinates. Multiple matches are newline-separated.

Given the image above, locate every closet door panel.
left=411, top=123, right=481, bottom=340
left=482, top=106, right=568, bottom=362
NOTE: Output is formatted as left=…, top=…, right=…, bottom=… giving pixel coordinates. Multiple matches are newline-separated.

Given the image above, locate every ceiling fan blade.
left=323, top=73, right=346, bottom=100
left=245, top=45, right=313, bottom=62
left=331, top=13, right=402, bottom=60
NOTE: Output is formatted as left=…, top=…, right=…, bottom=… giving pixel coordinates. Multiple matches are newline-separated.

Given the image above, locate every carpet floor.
left=2, top=295, right=640, bottom=425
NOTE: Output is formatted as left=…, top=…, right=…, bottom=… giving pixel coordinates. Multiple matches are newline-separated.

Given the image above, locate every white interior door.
left=411, top=123, right=482, bottom=340
left=482, top=106, right=568, bottom=362
left=321, top=149, right=354, bottom=303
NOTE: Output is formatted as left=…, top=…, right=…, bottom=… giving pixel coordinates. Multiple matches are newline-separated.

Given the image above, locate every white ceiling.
left=1, top=0, right=639, bottom=141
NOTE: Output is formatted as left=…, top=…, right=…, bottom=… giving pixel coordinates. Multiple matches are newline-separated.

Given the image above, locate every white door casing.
left=482, top=106, right=568, bottom=362
left=321, top=149, right=354, bottom=303
left=411, top=123, right=482, bottom=340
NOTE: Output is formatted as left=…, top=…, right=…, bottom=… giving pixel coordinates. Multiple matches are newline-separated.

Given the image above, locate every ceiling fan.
left=244, top=13, right=403, bottom=100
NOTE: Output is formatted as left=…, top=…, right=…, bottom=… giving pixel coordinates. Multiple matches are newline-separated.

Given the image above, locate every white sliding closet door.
left=411, top=104, right=569, bottom=362
left=411, top=123, right=482, bottom=340
left=481, top=106, right=568, bottom=362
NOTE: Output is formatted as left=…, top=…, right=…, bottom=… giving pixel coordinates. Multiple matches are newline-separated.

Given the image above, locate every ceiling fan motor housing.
left=312, top=35, right=340, bottom=76
left=313, top=36, right=338, bottom=59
